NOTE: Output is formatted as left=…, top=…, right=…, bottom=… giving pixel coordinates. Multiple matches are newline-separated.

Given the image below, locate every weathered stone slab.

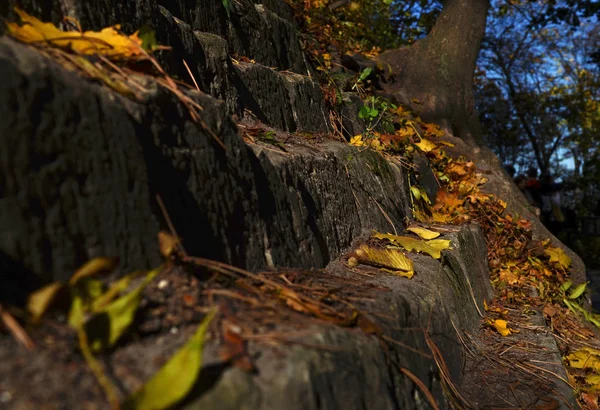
left=156, top=6, right=239, bottom=114
left=235, top=62, right=329, bottom=132
left=0, top=38, right=161, bottom=288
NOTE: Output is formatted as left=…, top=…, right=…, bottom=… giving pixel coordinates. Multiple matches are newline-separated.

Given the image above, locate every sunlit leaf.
left=396, top=126, right=416, bottom=139
left=446, top=162, right=469, bottom=178
left=410, top=186, right=421, bottom=201
left=498, top=268, right=519, bottom=285
left=372, top=232, right=450, bottom=259
left=122, top=308, right=217, bottom=410
left=425, top=239, right=452, bottom=252
left=544, top=246, right=571, bottom=269
left=421, top=122, right=445, bottom=137
left=358, top=67, right=372, bottom=81
left=492, top=319, right=512, bottom=336
left=87, top=267, right=161, bottom=351
left=350, top=135, right=364, bottom=146
left=436, top=189, right=464, bottom=208
left=560, top=280, right=573, bottom=292
left=414, top=138, right=437, bottom=152
left=563, top=298, right=579, bottom=316
left=158, top=231, right=180, bottom=259
left=431, top=211, right=454, bottom=223
left=7, top=7, right=145, bottom=59
left=567, top=348, right=600, bottom=370
left=92, top=270, right=145, bottom=311
left=585, top=374, right=600, bottom=385
left=406, top=226, right=440, bottom=240
left=568, top=282, right=588, bottom=299
left=27, top=282, right=64, bottom=323
left=68, top=278, right=105, bottom=328
left=419, top=187, right=431, bottom=204
left=354, top=245, right=414, bottom=278
left=69, top=257, right=118, bottom=286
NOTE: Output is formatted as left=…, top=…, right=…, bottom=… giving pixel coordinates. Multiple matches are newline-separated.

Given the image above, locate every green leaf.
left=410, top=186, right=421, bottom=201
left=221, top=0, right=232, bottom=19
left=122, top=308, right=217, bottom=410
left=568, top=281, right=588, bottom=299
left=138, top=26, right=157, bottom=51
left=563, top=298, right=578, bottom=315
left=87, top=267, right=161, bottom=351
left=560, top=279, right=573, bottom=292
left=92, top=270, right=145, bottom=311
left=68, top=278, right=105, bottom=328
left=358, top=105, right=370, bottom=119
left=358, top=67, right=372, bottom=82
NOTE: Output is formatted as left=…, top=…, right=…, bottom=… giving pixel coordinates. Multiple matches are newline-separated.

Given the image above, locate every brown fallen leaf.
left=220, top=327, right=254, bottom=372
left=158, top=230, right=181, bottom=259
left=0, top=304, right=35, bottom=350
left=581, top=392, right=600, bottom=410
left=357, top=314, right=383, bottom=336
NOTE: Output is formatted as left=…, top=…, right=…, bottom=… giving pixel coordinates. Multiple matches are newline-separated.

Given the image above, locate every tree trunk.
left=378, top=0, right=490, bottom=145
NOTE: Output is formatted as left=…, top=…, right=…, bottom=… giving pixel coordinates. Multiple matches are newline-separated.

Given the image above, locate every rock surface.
left=0, top=0, right=585, bottom=409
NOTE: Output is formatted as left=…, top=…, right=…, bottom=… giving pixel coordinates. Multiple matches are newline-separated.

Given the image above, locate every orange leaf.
left=436, top=189, right=464, bottom=209
left=220, top=327, right=254, bottom=372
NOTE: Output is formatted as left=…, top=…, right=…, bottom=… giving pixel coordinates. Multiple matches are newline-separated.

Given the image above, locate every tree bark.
left=378, top=0, right=490, bottom=145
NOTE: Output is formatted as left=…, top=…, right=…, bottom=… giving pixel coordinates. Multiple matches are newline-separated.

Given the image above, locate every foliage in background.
left=286, top=0, right=440, bottom=60
left=475, top=0, right=600, bottom=216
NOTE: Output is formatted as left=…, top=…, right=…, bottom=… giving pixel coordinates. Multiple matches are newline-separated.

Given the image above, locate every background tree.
left=474, top=0, right=600, bottom=213
left=378, top=0, right=491, bottom=145
left=295, top=0, right=599, bottom=213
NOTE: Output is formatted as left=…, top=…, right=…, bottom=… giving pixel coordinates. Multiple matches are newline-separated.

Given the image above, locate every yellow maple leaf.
left=431, top=211, right=453, bottom=223
left=7, top=7, right=144, bottom=59
left=414, top=138, right=437, bottom=152
left=396, top=126, right=416, bottom=138
left=446, top=162, right=469, bottom=178
left=349, top=135, right=364, bottom=146
left=545, top=246, right=571, bottom=269
left=567, top=349, right=600, bottom=370
left=585, top=373, right=600, bottom=385
left=421, top=122, right=445, bottom=137
left=369, top=138, right=384, bottom=151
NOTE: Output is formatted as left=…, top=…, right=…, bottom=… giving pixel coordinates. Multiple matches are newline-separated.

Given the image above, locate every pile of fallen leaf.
left=11, top=232, right=446, bottom=409
left=344, top=100, right=600, bottom=406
